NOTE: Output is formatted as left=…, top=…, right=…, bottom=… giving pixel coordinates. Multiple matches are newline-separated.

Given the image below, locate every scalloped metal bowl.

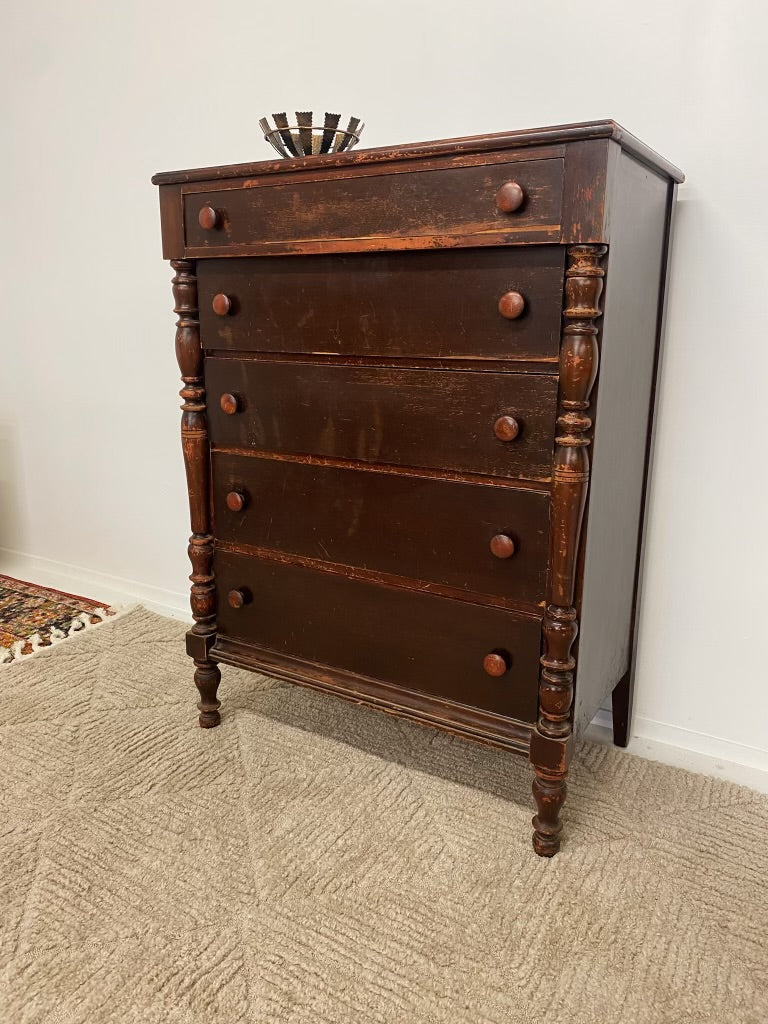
left=259, top=111, right=365, bottom=158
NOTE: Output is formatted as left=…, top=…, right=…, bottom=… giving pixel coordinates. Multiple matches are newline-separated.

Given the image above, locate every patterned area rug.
left=1, top=606, right=767, bottom=1023
left=0, top=575, right=115, bottom=663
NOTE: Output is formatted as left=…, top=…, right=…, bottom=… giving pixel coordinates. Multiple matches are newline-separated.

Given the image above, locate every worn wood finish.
left=495, top=181, right=525, bottom=213
left=152, top=120, right=684, bottom=187
left=159, top=186, right=184, bottom=261
left=214, top=549, right=542, bottom=722
left=212, top=632, right=534, bottom=753
left=155, top=122, right=682, bottom=857
left=219, top=392, right=239, bottom=415
left=212, top=451, right=549, bottom=606
left=490, top=534, right=517, bottom=559
left=154, top=123, right=682, bottom=260
left=183, top=157, right=564, bottom=255
left=206, top=358, right=559, bottom=481
left=170, top=260, right=221, bottom=728
left=197, top=248, right=565, bottom=365
left=498, top=291, right=526, bottom=320
left=530, top=244, right=605, bottom=856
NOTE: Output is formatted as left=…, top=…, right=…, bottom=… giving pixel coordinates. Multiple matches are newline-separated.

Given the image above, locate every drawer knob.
left=212, top=293, right=232, bottom=316
left=226, top=490, right=247, bottom=512
left=493, top=415, right=520, bottom=442
left=498, top=291, right=525, bottom=320
left=227, top=588, right=250, bottom=609
left=490, top=534, right=516, bottom=559
left=483, top=652, right=510, bottom=677
left=198, top=205, right=220, bottom=230
left=495, top=181, right=525, bottom=214
left=220, top=393, right=239, bottom=415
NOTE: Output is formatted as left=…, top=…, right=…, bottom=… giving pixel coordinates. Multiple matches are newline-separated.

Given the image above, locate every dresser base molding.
left=210, top=633, right=534, bottom=754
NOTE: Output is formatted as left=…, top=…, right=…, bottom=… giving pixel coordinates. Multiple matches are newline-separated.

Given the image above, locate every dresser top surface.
left=152, top=119, right=684, bottom=187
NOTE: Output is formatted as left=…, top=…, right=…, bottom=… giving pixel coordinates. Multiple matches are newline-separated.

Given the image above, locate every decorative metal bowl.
left=259, top=111, right=365, bottom=158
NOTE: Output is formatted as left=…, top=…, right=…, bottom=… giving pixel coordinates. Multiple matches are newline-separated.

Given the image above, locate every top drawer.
left=182, top=158, right=564, bottom=256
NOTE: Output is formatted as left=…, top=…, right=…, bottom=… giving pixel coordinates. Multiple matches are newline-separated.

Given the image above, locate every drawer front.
left=206, top=359, right=558, bottom=482
left=213, top=453, right=549, bottom=605
left=198, top=248, right=565, bottom=365
left=183, top=158, right=564, bottom=255
left=215, top=550, right=541, bottom=722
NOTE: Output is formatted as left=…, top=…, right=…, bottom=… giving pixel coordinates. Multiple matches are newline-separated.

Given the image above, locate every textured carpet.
left=1, top=607, right=766, bottom=1024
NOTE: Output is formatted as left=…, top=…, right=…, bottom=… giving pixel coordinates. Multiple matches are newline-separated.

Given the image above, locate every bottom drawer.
left=215, top=549, right=541, bottom=722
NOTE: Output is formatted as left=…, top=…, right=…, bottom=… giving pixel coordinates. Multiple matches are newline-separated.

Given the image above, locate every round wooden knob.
left=493, top=415, right=520, bottom=442
left=483, top=652, right=510, bottom=677
left=220, top=393, right=239, bottom=415
left=498, top=291, right=525, bottom=320
left=198, top=205, right=220, bottom=230
left=212, top=293, right=232, bottom=316
left=227, top=588, right=250, bottom=609
left=495, top=181, right=525, bottom=213
left=490, top=534, right=516, bottom=559
left=226, top=490, right=247, bottom=512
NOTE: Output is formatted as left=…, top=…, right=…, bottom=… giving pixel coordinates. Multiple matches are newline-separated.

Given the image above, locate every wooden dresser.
left=153, top=120, right=683, bottom=855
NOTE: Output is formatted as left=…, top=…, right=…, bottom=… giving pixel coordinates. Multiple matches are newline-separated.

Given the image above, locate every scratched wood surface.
left=205, top=358, right=559, bottom=481
left=152, top=119, right=684, bottom=186
left=198, top=247, right=565, bottom=365
left=183, top=158, right=564, bottom=256
left=156, top=122, right=683, bottom=856
left=211, top=451, right=549, bottom=607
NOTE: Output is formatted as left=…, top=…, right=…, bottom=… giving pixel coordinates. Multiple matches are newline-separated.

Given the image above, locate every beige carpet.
left=1, top=606, right=766, bottom=1024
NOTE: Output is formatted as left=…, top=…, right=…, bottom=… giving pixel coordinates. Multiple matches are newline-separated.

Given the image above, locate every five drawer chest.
left=153, top=120, right=683, bottom=855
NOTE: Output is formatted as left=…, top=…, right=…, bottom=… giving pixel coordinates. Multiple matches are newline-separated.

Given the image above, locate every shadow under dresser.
left=153, top=120, right=683, bottom=855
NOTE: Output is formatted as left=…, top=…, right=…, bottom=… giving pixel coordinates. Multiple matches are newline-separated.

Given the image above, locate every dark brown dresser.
left=153, top=120, right=683, bottom=855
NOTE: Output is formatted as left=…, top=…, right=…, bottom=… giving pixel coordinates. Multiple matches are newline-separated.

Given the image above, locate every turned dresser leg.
left=172, top=259, right=221, bottom=728
left=530, top=245, right=606, bottom=856
left=532, top=767, right=568, bottom=857
left=194, top=659, right=222, bottom=728
left=186, top=629, right=221, bottom=729
left=530, top=607, right=576, bottom=857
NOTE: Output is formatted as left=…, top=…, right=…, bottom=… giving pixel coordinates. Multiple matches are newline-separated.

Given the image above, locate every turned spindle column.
left=171, top=259, right=221, bottom=728
left=530, top=244, right=606, bottom=855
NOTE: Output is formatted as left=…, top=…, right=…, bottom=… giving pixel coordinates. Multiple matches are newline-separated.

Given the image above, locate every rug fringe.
left=0, top=606, right=130, bottom=665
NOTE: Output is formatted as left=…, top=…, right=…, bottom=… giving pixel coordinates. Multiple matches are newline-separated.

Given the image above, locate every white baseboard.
left=585, top=709, right=768, bottom=793
left=2, top=545, right=767, bottom=794
left=0, top=547, right=189, bottom=622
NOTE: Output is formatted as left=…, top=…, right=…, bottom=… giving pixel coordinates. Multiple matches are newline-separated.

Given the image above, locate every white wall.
left=2, top=1, right=766, bottom=774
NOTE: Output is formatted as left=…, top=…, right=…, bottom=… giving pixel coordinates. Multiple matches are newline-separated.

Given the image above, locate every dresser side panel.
left=573, top=153, right=673, bottom=734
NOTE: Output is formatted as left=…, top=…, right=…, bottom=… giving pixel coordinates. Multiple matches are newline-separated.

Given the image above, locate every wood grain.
left=205, top=358, right=558, bottom=482
left=152, top=119, right=684, bottom=186
left=197, top=248, right=565, bottom=365
left=182, top=158, right=564, bottom=254
left=155, top=122, right=682, bottom=858
left=212, top=451, right=549, bottom=605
